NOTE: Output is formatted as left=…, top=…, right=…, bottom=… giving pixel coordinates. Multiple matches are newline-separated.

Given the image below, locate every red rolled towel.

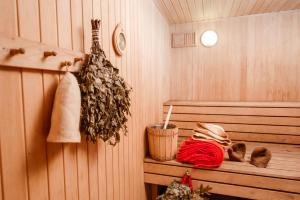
left=177, top=138, right=224, bottom=168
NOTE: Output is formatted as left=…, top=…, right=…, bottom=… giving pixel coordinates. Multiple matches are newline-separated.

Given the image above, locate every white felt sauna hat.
left=47, top=72, right=81, bottom=143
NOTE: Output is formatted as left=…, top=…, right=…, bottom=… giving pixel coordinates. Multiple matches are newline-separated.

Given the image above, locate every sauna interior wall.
left=0, top=0, right=170, bottom=200
left=170, top=10, right=300, bottom=101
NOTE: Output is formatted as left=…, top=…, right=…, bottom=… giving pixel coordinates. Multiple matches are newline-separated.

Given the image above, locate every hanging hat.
left=47, top=72, right=81, bottom=143
left=250, top=147, right=272, bottom=168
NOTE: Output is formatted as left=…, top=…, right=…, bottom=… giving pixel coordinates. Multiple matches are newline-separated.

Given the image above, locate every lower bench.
left=144, top=101, right=300, bottom=200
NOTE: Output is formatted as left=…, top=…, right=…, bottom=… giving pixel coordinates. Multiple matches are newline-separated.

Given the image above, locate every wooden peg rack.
left=0, top=36, right=85, bottom=72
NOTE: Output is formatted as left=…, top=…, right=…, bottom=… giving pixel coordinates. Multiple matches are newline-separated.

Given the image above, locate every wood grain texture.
left=164, top=102, right=300, bottom=144
left=170, top=10, right=300, bottom=101
left=154, top=0, right=300, bottom=23
left=144, top=101, right=300, bottom=199
left=0, top=0, right=171, bottom=200
left=144, top=173, right=300, bottom=200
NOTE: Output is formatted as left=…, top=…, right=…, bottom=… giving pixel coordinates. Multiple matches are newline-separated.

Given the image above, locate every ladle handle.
left=163, top=105, right=173, bottom=129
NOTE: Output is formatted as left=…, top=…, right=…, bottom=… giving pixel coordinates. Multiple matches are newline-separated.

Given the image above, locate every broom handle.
left=163, top=105, right=173, bottom=129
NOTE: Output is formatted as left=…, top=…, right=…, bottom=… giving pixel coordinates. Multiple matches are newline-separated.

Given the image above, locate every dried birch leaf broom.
left=77, top=19, right=131, bottom=145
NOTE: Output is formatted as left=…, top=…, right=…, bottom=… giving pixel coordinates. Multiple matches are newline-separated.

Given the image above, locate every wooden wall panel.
left=0, top=1, right=171, bottom=200
left=170, top=10, right=300, bottom=101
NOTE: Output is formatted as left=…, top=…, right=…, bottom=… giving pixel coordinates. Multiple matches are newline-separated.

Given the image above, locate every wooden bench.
left=144, top=101, right=300, bottom=200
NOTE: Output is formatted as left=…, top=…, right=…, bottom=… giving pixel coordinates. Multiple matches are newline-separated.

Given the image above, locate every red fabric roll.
left=177, top=138, right=224, bottom=168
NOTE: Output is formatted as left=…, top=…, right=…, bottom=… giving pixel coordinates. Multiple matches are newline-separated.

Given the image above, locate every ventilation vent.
left=172, top=32, right=197, bottom=48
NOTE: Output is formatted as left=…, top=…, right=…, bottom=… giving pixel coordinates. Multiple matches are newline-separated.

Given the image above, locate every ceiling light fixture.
left=201, top=30, right=218, bottom=47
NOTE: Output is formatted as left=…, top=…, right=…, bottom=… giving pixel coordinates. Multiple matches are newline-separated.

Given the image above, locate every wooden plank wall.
left=0, top=0, right=170, bottom=200
left=170, top=10, right=300, bottom=101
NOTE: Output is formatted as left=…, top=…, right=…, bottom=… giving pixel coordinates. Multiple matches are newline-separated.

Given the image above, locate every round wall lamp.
left=113, top=23, right=126, bottom=56
left=200, top=30, right=218, bottom=47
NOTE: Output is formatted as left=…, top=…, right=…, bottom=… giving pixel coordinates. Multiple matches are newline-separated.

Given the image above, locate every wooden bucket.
left=147, top=124, right=178, bottom=161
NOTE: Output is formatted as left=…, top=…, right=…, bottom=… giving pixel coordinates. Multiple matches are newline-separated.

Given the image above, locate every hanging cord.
left=91, top=19, right=102, bottom=55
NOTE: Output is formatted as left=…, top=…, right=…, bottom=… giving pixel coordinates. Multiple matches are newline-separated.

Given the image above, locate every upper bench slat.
left=163, top=113, right=300, bottom=126
left=163, top=106, right=300, bottom=117
left=163, top=101, right=300, bottom=144
left=164, top=101, right=300, bottom=108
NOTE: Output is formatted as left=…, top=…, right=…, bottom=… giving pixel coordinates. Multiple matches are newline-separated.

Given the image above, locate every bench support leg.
left=151, top=184, right=158, bottom=200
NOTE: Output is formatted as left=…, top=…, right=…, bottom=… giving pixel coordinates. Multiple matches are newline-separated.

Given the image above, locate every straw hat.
left=193, top=123, right=231, bottom=146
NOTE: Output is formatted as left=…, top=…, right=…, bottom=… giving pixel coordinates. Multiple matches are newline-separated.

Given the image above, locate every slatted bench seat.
left=144, top=101, right=300, bottom=200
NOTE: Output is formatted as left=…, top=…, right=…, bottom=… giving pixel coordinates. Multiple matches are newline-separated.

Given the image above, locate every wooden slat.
left=0, top=69, right=28, bottom=200
left=69, top=0, right=89, bottom=199
left=172, top=121, right=300, bottom=135
left=152, top=0, right=174, bottom=24
left=164, top=100, right=300, bottom=108
left=22, top=71, right=49, bottom=200
left=118, top=0, right=126, bottom=198
left=111, top=0, right=121, bottom=197
left=144, top=162, right=300, bottom=193
left=164, top=105, right=300, bottom=117
left=39, top=0, right=65, bottom=199
left=77, top=140, right=89, bottom=200
left=87, top=143, right=99, bottom=200
left=63, top=144, right=79, bottom=200
left=124, top=0, right=131, bottom=198
left=165, top=113, right=300, bottom=126
left=163, top=0, right=180, bottom=23
left=144, top=173, right=300, bottom=200
left=57, top=1, right=80, bottom=199
left=94, top=0, right=108, bottom=199
left=170, top=0, right=185, bottom=23
left=178, top=135, right=300, bottom=157
left=0, top=0, right=18, bottom=37
left=179, top=0, right=192, bottom=23
left=144, top=158, right=300, bottom=180
left=43, top=73, right=65, bottom=200
left=178, top=129, right=300, bottom=144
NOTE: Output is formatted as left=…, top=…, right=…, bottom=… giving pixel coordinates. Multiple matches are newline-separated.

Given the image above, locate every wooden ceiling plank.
left=153, top=0, right=174, bottom=23
left=267, top=0, right=288, bottom=12
left=258, top=0, right=276, bottom=14
left=214, top=0, right=225, bottom=19
left=229, top=0, right=243, bottom=17
left=279, top=0, right=300, bottom=11
left=163, top=0, right=180, bottom=23
left=294, top=1, right=300, bottom=9
left=235, top=0, right=250, bottom=16
left=171, top=0, right=186, bottom=23
left=152, top=0, right=300, bottom=24
left=242, top=0, right=258, bottom=15
left=202, top=0, right=215, bottom=19
left=221, top=0, right=235, bottom=18
left=180, top=0, right=192, bottom=23
left=250, top=0, right=270, bottom=14
left=193, top=0, right=204, bottom=22
left=186, top=0, right=197, bottom=22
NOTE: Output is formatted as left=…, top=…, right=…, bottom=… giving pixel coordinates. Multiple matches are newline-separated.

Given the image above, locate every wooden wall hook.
left=9, top=48, right=25, bottom=56
left=60, top=61, right=72, bottom=67
left=44, top=51, right=57, bottom=57
left=74, top=57, right=83, bottom=63
left=60, top=61, right=72, bottom=71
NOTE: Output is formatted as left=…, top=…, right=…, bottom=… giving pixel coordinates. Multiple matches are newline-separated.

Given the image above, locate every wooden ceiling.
left=153, top=0, right=300, bottom=24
